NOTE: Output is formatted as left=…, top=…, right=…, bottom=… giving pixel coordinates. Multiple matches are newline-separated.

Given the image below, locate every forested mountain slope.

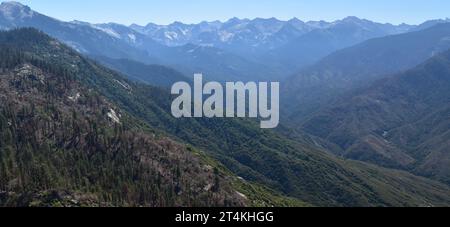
left=1, top=28, right=450, bottom=207
left=0, top=28, right=303, bottom=207
left=301, top=49, right=450, bottom=184
left=284, top=23, right=450, bottom=121
left=92, top=56, right=189, bottom=88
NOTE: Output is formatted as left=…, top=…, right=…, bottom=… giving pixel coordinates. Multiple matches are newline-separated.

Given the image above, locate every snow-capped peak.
left=0, top=1, right=34, bottom=20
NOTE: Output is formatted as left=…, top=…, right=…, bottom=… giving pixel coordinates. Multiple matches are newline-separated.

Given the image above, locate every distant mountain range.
left=2, top=1, right=449, bottom=82
left=109, top=16, right=423, bottom=74
left=127, top=15, right=449, bottom=72
left=129, top=16, right=410, bottom=53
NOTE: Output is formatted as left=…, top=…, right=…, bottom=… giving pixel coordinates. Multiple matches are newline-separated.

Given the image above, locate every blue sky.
left=6, top=0, right=450, bottom=25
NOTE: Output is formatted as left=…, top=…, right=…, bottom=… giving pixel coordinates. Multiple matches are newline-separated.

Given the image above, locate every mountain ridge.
left=300, top=49, right=450, bottom=184
left=2, top=27, right=450, bottom=206
left=0, top=27, right=307, bottom=207
left=283, top=22, right=450, bottom=123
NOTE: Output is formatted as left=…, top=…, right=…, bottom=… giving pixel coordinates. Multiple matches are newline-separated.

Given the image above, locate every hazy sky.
left=6, top=0, right=450, bottom=25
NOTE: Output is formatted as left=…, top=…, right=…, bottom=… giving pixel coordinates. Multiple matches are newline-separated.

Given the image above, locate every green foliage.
left=301, top=49, right=450, bottom=184
left=1, top=28, right=450, bottom=207
left=92, top=56, right=190, bottom=88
